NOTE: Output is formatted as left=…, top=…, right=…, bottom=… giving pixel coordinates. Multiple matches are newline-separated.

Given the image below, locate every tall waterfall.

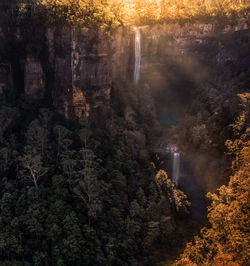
left=134, top=27, right=141, bottom=85
left=172, top=152, right=180, bottom=186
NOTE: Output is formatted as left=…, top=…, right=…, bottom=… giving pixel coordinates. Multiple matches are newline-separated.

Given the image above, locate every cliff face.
left=139, top=19, right=249, bottom=89
left=135, top=20, right=250, bottom=130
left=0, top=20, right=248, bottom=121
left=0, top=25, right=134, bottom=120
left=48, top=26, right=134, bottom=120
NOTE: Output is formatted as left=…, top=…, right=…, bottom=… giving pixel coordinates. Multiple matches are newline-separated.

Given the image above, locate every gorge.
left=0, top=2, right=249, bottom=265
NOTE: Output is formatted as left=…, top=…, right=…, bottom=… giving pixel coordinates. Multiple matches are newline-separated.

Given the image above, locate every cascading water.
left=172, top=152, right=180, bottom=186
left=134, top=27, right=141, bottom=85
left=165, top=146, right=206, bottom=220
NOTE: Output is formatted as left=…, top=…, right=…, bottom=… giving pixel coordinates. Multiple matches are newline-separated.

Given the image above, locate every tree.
left=78, top=127, right=92, bottom=148
left=155, top=169, right=190, bottom=216
left=53, top=125, right=72, bottom=166
left=26, top=120, right=49, bottom=156
left=19, top=146, right=48, bottom=189
left=0, top=107, right=18, bottom=143
left=71, top=149, right=109, bottom=220
left=175, top=114, right=250, bottom=265
left=26, top=109, right=52, bottom=156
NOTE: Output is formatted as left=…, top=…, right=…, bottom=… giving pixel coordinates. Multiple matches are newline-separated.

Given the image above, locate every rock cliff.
left=47, top=26, right=134, bottom=120
left=0, top=25, right=134, bottom=121
left=139, top=19, right=249, bottom=89
left=0, top=20, right=248, bottom=121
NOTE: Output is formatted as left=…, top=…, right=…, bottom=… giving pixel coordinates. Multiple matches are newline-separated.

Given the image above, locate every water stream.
left=165, top=146, right=206, bottom=221
left=134, top=28, right=141, bottom=85
left=172, top=152, right=180, bottom=186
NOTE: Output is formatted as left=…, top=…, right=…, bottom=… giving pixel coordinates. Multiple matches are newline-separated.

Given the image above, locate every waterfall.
left=172, top=152, right=180, bottom=186
left=134, top=27, right=141, bottom=85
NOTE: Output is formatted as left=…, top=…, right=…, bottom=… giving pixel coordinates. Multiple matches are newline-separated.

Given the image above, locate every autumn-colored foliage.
left=175, top=93, right=250, bottom=265
left=121, top=0, right=250, bottom=25
left=2, top=0, right=250, bottom=28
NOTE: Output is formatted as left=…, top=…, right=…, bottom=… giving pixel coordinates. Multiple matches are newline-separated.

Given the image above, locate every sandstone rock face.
left=0, top=63, right=12, bottom=94
left=24, top=57, right=45, bottom=99
left=138, top=20, right=249, bottom=88
left=1, top=20, right=248, bottom=121
left=51, top=27, right=133, bottom=121
left=47, top=28, right=55, bottom=66
left=111, top=27, right=134, bottom=82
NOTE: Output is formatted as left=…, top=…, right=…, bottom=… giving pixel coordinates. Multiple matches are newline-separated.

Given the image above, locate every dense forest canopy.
left=1, top=0, right=250, bottom=28
left=0, top=84, right=191, bottom=266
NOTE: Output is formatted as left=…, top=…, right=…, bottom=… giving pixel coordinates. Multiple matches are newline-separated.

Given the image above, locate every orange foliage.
left=175, top=94, right=250, bottom=266
left=175, top=257, right=198, bottom=266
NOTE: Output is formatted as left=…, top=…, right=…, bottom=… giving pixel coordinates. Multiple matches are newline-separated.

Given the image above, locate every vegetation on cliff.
left=1, top=0, right=249, bottom=29
left=175, top=93, right=250, bottom=266
left=120, top=0, right=250, bottom=25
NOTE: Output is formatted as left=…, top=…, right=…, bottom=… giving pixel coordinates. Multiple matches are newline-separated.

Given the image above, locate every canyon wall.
left=49, top=27, right=134, bottom=120
left=47, top=26, right=134, bottom=120
left=139, top=19, right=249, bottom=89
left=0, top=25, right=134, bottom=121
left=137, top=19, right=249, bottom=135
left=138, top=19, right=249, bottom=192
left=0, top=19, right=248, bottom=121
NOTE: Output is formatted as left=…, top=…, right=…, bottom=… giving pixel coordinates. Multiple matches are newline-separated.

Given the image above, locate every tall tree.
left=19, top=146, right=48, bottom=189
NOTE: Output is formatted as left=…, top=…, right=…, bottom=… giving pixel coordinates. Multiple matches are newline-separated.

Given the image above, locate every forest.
left=0, top=0, right=249, bottom=266
left=1, top=0, right=250, bottom=28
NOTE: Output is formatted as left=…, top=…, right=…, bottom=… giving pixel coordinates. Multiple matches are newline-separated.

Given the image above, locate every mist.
left=134, top=23, right=249, bottom=222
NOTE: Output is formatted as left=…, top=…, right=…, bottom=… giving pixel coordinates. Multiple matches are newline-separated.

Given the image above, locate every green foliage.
left=0, top=90, right=187, bottom=265
left=0, top=107, right=18, bottom=143
left=0, top=0, right=122, bottom=30
left=19, top=145, right=48, bottom=189
left=41, top=0, right=122, bottom=30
